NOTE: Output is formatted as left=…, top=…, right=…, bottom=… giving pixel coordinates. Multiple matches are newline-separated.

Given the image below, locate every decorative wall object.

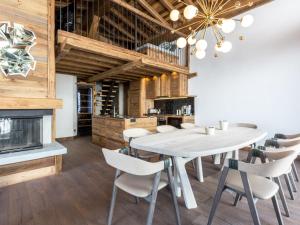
left=0, top=22, right=36, bottom=77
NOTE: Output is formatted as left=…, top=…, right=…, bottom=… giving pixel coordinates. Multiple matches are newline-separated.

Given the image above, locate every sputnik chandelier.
left=170, top=0, right=255, bottom=59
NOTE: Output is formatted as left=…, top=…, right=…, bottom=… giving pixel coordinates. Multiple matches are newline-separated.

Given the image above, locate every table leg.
left=173, top=163, right=182, bottom=197
left=196, top=157, right=204, bottom=182
left=233, top=150, right=239, bottom=160
left=174, top=157, right=198, bottom=209
left=214, top=154, right=221, bottom=165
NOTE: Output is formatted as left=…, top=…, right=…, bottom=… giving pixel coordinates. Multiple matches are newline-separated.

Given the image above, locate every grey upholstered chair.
left=245, top=148, right=299, bottom=217
left=103, top=148, right=181, bottom=225
left=207, top=150, right=297, bottom=225
left=265, top=139, right=300, bottom=186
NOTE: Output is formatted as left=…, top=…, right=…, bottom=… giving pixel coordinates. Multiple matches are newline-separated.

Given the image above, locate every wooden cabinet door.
left=146, top=76, right=161, bottom=99
left=170, top=73, right=188, bottom=97
left=160, top=74, right=170, bottom=97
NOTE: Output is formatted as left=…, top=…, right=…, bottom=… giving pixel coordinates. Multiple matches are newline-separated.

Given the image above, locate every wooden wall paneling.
left=48, top=0, right=56, bottom=99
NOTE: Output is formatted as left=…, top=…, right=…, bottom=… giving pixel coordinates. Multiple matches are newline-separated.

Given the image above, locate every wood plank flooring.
left=0, top=136, right=299, bottom=225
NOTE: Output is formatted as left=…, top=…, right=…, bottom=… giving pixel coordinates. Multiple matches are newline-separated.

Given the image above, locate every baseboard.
left=56, top=136, right=75, bottom=142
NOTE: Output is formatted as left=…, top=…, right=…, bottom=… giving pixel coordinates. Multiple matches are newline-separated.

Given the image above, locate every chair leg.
left=108, top=170, right=121, bottom=225
left=284, top=174, right=294, bottom=200
left=207, top=167, right=229, bottom=225
left=167, top=167, right=182, bottom=225
left=292, top=162, right=299, bottom=182
left=196, top=157, right=204, bottom=182
left=146, top=172, right=161, bottom=225
left=240, top=172, right=262, bottom=225
left=233, top=193, right=241, bottom=207
left=272, top=195, right=285, bottom=225
left=274, top=177, right=290, bottom=217
left=288, top=172, right=297, bottom=192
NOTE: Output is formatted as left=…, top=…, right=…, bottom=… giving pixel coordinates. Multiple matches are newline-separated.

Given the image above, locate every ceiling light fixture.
left=170, top=0, right=255, bottom=59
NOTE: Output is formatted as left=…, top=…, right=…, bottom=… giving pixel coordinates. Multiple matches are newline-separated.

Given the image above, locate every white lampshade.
left=215, top=43, right=223, bottom=52
left=221, top=41, right=232, bottom=53
left=241, top=15, right=254, bottom=27
left=170, top=9, right=180, bottom=22
left=183, top=5, right=198, bottom=20
left=195, top=39, right=207, bottom=50
left=176, top=37, right=187, bottom=48
left=187, top=36, right=197, bottom=45
left=195, top=50, right=206, bottom=59
left=221, top=19, right=236, bottom=33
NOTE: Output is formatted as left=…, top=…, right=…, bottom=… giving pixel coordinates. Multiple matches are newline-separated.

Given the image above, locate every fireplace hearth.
left=0, top=110, right=52, bottom=154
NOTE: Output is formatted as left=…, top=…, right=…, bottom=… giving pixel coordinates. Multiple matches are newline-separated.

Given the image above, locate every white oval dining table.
left=131, top=126, right=267, bottom=209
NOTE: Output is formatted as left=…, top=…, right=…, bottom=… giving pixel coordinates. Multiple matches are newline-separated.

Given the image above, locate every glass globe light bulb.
left=187, top=36, right=197, bottom=45
left=221, top=41, right=232, bottom=53
left=215, top=43, right=223, bottom=52
left=170, top=9, right=180, bottom=22
left=221, top=19, right=236, bottom=33
left=195, top=50, right=206, bottom=59
left=195, top=39, right=207, bottom=50
left=176, top=37, right=187, bottom=48
left=241, top=14, right=254, bottom=27
left=183, top=5, right=198, bottom=20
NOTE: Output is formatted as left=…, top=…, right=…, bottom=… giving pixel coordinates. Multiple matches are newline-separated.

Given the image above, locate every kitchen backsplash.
left=154, top=97, right=194, bottom=115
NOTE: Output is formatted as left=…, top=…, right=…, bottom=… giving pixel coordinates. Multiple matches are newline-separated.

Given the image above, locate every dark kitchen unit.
left=154, top=97, right=195, bottom=115
left=154, top=97, right=195, bottom=128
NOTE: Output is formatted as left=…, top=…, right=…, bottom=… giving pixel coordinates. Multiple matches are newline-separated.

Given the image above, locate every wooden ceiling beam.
left=88, top=60, right=143, bottom=82
left=111, top=0, right=186, bottom=37
left=137, top=0, right=170, bottom=27
left=58, top=60, right=107, bottom=71
left=67, top=51, right=125, bottom=65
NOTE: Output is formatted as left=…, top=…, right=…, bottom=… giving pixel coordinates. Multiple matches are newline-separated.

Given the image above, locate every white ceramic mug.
left=206, top=126, right=215, bottom=135
left=219, top=120, right=229, bottom=131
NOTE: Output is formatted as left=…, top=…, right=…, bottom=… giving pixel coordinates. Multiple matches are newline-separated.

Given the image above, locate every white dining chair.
left=156, top=125, right=178, bottom=133
left=230, top=123, right=258, bottom=129
left=180, top=123, right=196, bottom=129
left=275, top=132, right=300, bottom=141
left=207, top=150, right=297, bottom=225
left=123, top=128, right=158, bottom=160
left=265, top=139, right=300, bottom=194
left=102, top=148, right=181, bottom=225
left=214, top=122, right=258, bottom=165
left=243, top=148, right=299, bottom=217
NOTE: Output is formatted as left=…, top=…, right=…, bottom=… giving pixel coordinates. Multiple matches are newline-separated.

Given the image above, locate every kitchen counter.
left=92, top=116, right=157, bottom=149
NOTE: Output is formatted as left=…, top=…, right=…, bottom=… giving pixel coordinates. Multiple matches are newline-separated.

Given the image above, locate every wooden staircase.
left=99, top=81, right=119, bottom=115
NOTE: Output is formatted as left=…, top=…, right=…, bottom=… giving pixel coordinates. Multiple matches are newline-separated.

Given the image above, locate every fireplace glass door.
left=0, top=117, right=43, bottom=154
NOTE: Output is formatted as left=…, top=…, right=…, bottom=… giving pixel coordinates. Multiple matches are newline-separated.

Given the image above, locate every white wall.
left=56, top=74, right=77, bottom=138
left=189, top=0, right=300, bottom=137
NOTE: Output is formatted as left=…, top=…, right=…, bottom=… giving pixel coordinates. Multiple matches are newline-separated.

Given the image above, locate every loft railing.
left=55, top=0, right=188, bottom=67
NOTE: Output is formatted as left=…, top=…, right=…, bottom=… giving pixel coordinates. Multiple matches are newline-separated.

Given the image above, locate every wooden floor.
left=1, top=136, right=299, bottom=225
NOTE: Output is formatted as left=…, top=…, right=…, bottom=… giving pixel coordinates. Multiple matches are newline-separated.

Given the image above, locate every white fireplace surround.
left=0, top=112, right=67, bottom=166
left=43, top=115, right=52, bottom=144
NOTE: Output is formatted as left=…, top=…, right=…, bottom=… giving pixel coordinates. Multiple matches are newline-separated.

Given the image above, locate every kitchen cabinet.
left=160, top=74, right=170, bottom=97
left=170, top=72, right=188, bottom=97
left=145, top=73, right=188, bottom=99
